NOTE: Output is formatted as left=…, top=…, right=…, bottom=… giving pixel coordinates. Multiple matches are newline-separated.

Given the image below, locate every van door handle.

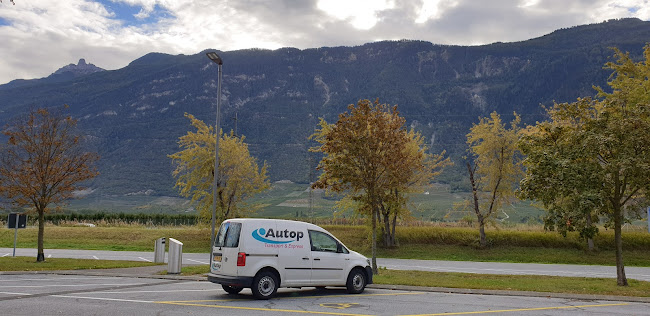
left=313, top=258, right=321, bottom=261
left=302, top=257, right=309, bottom=260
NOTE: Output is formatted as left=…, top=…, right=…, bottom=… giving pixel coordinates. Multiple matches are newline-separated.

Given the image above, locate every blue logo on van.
left=252, top=228, right=303, bottom=244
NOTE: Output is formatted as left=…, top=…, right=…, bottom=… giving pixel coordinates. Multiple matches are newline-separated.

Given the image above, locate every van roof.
left=224, top=218, right=323, bottom=230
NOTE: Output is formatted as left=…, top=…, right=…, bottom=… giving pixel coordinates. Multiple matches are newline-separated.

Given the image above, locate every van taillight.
left=237, top=252, right=246, bottom=266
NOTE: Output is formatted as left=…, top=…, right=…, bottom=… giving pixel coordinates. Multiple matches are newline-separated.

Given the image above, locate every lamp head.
left=206, top=52, right=223, bottom=65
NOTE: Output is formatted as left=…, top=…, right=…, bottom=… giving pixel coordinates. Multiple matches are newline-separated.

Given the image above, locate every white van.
left=207, top=218, right=373, bottom=299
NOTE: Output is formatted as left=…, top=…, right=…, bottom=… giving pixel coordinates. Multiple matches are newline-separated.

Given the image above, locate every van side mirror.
left=337, top=243, right=343, bottom=253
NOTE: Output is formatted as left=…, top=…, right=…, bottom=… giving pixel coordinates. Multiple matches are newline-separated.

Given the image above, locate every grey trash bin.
left=168, top=238, right=183, bottom=274
left=154, top=237, right=166, bottom=263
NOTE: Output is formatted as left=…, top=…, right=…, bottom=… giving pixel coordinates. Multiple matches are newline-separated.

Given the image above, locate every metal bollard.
left=154, top=237, right=166, bottom=263
left=168, top=238, right=183, bottom=274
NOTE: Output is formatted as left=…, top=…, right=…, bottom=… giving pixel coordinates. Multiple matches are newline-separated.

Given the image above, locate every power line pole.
left=232, top=112, right=238, bottom=136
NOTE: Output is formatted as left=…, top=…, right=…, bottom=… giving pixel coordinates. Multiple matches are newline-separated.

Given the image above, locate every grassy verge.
left=374, top=270, right=650, bottom=297
left=163, top=265, right=650, bottom=298
left=0, top=257, right=161, bottom=271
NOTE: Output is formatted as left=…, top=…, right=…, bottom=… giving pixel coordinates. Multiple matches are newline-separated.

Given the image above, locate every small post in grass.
left=8, top=213, right=27, bottom=257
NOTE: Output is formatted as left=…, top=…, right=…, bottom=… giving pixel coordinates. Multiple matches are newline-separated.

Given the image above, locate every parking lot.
left=0, top=274, right=648, bottom=315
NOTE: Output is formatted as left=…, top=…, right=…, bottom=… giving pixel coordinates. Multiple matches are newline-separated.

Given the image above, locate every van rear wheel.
left=346, top=268, right=366, bottom=294
left=251, top=271, right=278, bottom=300
left=222, top=285, right=243, bottom=294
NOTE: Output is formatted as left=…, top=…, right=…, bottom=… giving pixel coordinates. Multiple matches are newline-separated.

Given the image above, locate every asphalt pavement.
left=2, top=247, right=650, bottom=308
left=3, top=274, right=649, bottom=316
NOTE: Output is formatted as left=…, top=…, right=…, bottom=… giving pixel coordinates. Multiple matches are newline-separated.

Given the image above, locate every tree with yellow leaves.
left=169, top=113, right=269, bottom=224
left=465, top=112, right=522, bottom=248
left=0, top=107, right=99, bottom=262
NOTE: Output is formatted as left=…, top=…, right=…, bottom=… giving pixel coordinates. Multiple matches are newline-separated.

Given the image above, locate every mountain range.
left=1, top=18, right=649, bottom=198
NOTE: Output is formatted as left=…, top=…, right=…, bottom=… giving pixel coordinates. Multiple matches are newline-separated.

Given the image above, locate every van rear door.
left=211, top=221, right=242, bottom=276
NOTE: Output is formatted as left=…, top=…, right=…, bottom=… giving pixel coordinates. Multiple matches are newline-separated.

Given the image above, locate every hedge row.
left=2, top=212, right=200, bottom=226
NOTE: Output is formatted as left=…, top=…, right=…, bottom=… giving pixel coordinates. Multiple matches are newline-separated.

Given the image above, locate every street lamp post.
left=206, top=52, right=223, bottom=262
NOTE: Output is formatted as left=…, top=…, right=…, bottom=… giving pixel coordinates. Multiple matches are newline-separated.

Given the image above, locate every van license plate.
left=213, top=255, right=222, bottom=262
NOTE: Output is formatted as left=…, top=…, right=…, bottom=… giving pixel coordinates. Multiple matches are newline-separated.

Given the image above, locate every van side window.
left=309, top=230, right=347, bottom=253
left=215, top=222, right=242, bottom=248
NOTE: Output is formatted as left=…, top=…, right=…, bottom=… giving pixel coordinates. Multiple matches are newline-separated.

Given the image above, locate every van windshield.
left=215, top=222, right=242, bottom=248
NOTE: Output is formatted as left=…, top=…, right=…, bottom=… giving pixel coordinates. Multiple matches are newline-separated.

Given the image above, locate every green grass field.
left=3, top=224, right=650, bottom=298
left=2, top=224, right=650, bottom=266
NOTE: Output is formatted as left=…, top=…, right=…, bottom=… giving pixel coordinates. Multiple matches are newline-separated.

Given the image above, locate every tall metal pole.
left=206, top=52, right=223, bottom=263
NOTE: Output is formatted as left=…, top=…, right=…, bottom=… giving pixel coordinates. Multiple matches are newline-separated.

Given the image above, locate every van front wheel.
left=252, top=271, right=278, bottom=299
left=222, top=285, right=243, bottom=294
left=346, top=268, right=366, bottom=294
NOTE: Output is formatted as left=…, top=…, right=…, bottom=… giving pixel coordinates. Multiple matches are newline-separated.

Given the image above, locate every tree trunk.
left=586, top=214, right=594, bottom=251
left=478, top=217, right=487, bottom=248
left=467, top=162, right=486, bottom=247
left=371, top=206, right=378, bottom=275
left=614, top=205, right=628, bottom=286
left=382, top=208, right=391, bottom=247
left=391, top=213, right=398, bottom=247
left=37, top=207, right=45, bottom=262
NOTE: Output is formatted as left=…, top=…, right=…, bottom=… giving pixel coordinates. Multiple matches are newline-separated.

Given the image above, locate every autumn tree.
left=169, top=113, right=270, bottom=224
left=311, top=99, right=449, bottom=271
left=378, top=130, right=451, bottom=247
left=519, top=45, right=650, bottom=286
left=0, top=107, right=99, bottom=262
left=465, top=112, right=522, bottom=248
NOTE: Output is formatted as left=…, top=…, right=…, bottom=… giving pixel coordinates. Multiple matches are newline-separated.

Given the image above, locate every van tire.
left=346, top=268, right=366, bottom=294
left=222, top=285, right=243, bottom=294
left=251, top=271, right=279, bottom=299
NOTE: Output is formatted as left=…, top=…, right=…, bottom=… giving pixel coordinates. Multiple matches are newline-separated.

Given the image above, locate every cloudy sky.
left=0, top=0, right=648, bottom=84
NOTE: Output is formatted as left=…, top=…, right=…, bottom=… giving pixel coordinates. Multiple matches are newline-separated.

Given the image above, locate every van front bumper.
left=208, top=273, right=254, bottom=288
left=365, top=266, right=374, bottom=284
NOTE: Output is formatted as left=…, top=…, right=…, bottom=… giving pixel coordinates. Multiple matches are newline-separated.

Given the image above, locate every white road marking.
left=0, top=283, right=143, bottom=288
left=0, top=292, right=32, bottom=295
left=186, top=259, right=208, bottom=264
left=2, top=253, right=10, bottom=257
left=52, top=295, right=153, bottom=304
left=93, top=289, right=214, bottom=294
left=138, top=257, right=152, bottom=262
left=0, top=277, right=118, bottom=282
left=47, top=254, right=52, bottom=258
left=92, top=256, right=99, bottom=260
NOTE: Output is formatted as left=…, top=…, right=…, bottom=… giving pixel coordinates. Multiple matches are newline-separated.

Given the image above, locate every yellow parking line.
left=156, top=301, right=373, bottom=316
left=158, top=299, right=238, bottom=303
left=276, top=292, right=425, bottom=300
left=155, top=292, right=423, bottom=315
left=400, top=303, right=630, bottom=316
left=157, top=292, right=423, bottom=304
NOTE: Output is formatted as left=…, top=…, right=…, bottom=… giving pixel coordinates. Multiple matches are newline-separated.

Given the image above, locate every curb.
left=3, top=269, right=650, bottom=303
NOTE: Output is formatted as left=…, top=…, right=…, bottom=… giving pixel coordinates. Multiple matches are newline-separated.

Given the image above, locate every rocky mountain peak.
left=52, top=58, right=104, bottom=77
